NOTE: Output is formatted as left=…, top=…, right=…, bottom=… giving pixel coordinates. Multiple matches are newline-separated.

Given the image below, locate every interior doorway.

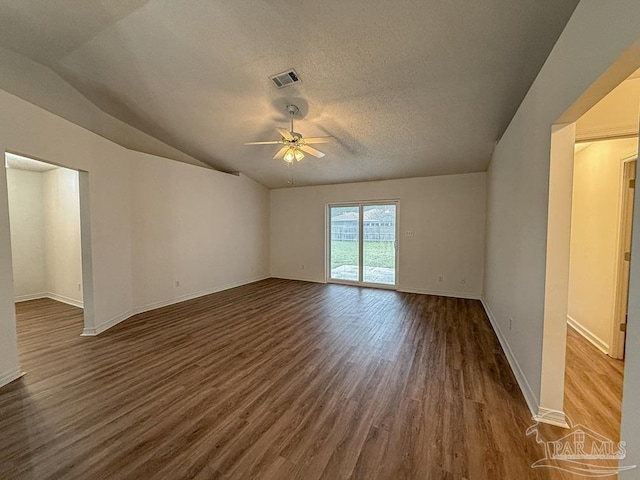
left=567, top=143, right=637, bottom=360
left=612, top=158, right=637, bottom=359
left=327, top=201, right=398, bottom=288
left=559, top=66, right=640, bottom=438
left=537, top=46, right=640, bottom=430
left=4, top=152, right=93, bottom=335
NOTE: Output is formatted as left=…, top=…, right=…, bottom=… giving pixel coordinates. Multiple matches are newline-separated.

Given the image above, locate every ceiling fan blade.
left=299, top=145, right=325, bottom=158
left=273, top=146, right=289, bottom=159
left=301, top=136, right=337, bottom=144
left=244, top=140, right=281, bottom=145
left=277, top=128, right=294, bottom=141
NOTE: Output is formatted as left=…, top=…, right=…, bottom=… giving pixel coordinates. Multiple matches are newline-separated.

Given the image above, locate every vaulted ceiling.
left=0, top=0, right=579, bottom=187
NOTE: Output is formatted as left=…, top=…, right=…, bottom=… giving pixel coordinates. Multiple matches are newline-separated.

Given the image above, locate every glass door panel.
left=363, top=204, right=396, bottom=285
left=329, top=205, right=360, bottom=282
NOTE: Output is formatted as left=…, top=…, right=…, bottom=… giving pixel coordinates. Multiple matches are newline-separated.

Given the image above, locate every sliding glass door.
left=329, top=205, right=360, bottom=282
left=328, top=202, right=397, bottom=287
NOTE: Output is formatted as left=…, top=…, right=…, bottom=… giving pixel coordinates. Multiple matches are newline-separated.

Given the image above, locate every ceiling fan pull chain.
left=287, top=161, right=294, bottom=186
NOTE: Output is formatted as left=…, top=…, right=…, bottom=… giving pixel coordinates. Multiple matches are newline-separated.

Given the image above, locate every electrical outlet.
left=77, top=283, right=81, bottom=291
left=175, top=280, right=180, bottom=288
left=438, top=275, right=444, bottom=283
left=301, top=264, right=305, bottom=270
left=509, top=318, right=513, bottom=331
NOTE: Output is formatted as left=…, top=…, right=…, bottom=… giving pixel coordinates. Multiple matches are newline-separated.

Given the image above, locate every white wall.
left=567, top=139, right=638, bottom=351
left=131, top=154, right=270, bottom=311
left=0, top=155, right=19, bottom=387
left=43, top=168, right=83, bottom=305
left=483, top=0, right=640, bottom=472
left=576, top=77, right=640, bottom=141
left=271, top=173, right=486, bottom=298
left=7, top=167, right=84, bottom=306
left=0, top=86, right=270, bottom=386
left=6, top=168, right=46, bottom=298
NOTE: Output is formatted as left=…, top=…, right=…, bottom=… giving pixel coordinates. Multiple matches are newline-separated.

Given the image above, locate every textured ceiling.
left=0, top=0, right=579, bottom=188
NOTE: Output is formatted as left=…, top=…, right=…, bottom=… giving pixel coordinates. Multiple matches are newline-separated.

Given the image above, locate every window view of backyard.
left=329, top=204, right=396, bottom=285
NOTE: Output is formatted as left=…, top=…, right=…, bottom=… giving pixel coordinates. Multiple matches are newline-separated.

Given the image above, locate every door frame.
left=326, top=200, right=399, bottom=290
left=610, top=156, right=637, bottom=359
left=4, top=150, right=96, bottom=336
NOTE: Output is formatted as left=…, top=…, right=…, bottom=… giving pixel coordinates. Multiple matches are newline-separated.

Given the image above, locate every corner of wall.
left=480, top=296, right=539, bottom=417
left=0, top=368, right=23, bottom=390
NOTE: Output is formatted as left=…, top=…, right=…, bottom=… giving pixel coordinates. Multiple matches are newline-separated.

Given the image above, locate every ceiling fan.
left=245, top=105, right=336, bottom=163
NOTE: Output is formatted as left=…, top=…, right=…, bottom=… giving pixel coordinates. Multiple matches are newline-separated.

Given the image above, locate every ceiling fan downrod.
left=286, top=104, right=299, bottom=133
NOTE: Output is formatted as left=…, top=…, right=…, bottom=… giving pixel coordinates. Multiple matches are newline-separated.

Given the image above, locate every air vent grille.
left=270, top=69, right=301, bottom=88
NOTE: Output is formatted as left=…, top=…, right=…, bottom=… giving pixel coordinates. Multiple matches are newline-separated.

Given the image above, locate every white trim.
left=567, top=315, right=609, bottom=354
left=610, top=156, right=637, bottom=359
left=46, top=292, right=83, bottom=308
left=328, top=278, right=397, bottom=291
left=81, top=309, right=130, bottom=336
left=131, top=275, right=271, bottom=315
left=400, top=286, right=481, bottom=300
left=15, top=292, right=83, bottom=308
left=81, top=275, right=271, bottom=336
left=15, top=292, right=48, bottom=302
left=0, top=368, right=24, bottom=389
left=535, top=407, right=570, bottom=428
left=271, top=275, right=326, bottom=284
left=480, top=296, right=539, bottom=418
left=575, top=126, right=639, bottom=143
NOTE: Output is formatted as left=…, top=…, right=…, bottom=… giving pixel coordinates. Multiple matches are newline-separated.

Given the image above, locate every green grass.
left=330, top=241, right=395, bottom=269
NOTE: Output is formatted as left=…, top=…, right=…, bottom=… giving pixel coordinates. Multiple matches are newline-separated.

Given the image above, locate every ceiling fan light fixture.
left=283, top=147, right=296, bottom=163
left=245, top=104, right=336, bottom=164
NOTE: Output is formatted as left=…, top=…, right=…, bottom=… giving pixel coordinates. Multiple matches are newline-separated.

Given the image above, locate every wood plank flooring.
left=1, top=279, right=578, bottom=479
left=564, top=325, right=624, bottom=441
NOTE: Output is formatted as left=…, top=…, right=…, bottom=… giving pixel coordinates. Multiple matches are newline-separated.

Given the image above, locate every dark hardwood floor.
left=564, top=325, right=624, bottom=442
left=1, top=279, right=576, bottom=479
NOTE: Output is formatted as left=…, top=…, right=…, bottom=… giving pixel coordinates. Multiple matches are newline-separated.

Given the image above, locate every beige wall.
left=271, top=173, right=486, bottom=298
left=0, top=151, right=19, bottom=386
left=484, top=0, right=640, bottom=468
left=7, top=166, right=83, bottom=306
left=131, top=154, right=270, bottom=311
left=567, top=138, right=638, bottom=351
left=6, top=168, right=46, bottom=297
left=576, top=77, right=640, bottom=141
left=0, top=86, right=270, bottom=386
left=43, top=168, right=83, bottom=306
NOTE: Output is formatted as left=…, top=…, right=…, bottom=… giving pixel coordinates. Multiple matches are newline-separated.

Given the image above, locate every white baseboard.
left=81, top=275, right=271, bottom=337
left=0, top=368, right=24, bottom=389
left=270, top=274, right=326, bottom=284
left=567, top=315, right=609, bottom=354
left=15, top=292, right=83, bottom=309
left=82, top=310, right=131, bottom=336
left=132, top=275, right=271, bottom=316
left=399, top=286, right=481, bottom=300
left=46, top=292, right=83, bottom=309
left=480, top=296, right=538, bottom=418
left=270, top=278, right=481, bottom=300
left=15, top=292, right=48, bottom=303
left=535, top=407, right=570, bottom=428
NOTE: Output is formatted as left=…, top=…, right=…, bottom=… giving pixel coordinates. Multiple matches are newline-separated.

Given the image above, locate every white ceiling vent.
left=270, top=69, right=301, bottom=88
